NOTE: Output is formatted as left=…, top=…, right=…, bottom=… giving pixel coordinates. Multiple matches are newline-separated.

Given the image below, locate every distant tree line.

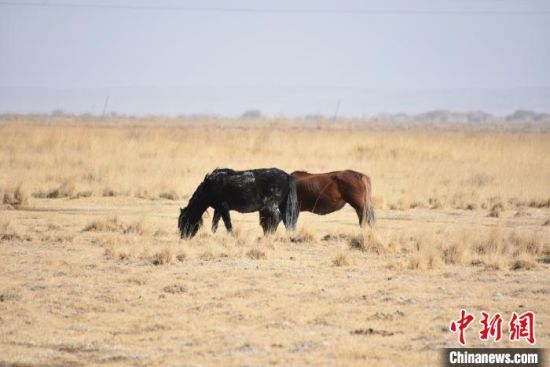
left=0, top=108, right=549, bottom=123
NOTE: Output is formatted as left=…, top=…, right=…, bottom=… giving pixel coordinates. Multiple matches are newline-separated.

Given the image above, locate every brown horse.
left=289, top=170, right=376, bottom=227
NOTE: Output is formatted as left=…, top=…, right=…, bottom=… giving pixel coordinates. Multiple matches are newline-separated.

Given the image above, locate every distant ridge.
left=375, top=109, right=550, bottom=123
left=1, top=109, right=550, bottom=124
left=1, top=86, right=549, bottom=118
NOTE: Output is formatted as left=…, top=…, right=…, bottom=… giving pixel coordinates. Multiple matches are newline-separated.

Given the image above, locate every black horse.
left=178, top=168, right=299, bottom=238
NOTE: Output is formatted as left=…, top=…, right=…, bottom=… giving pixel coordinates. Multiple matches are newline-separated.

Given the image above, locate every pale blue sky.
left=0, top=0, right=549, bottom=116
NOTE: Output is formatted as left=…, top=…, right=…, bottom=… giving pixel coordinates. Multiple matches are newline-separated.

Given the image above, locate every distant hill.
left=1, top=86, right=549, bottom=118
left=375, top=110, right=550, bottom=123
left=2, top=109, right=550, bottom=126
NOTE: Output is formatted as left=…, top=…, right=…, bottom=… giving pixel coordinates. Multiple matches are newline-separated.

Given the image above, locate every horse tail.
left=285, top=175, right=299, bottom=231
left=361, top=174, right=376, bottom=227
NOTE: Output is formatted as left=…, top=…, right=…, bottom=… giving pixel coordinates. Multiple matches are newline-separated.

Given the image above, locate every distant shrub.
left=2, top=186, right=28, bottom=207
left=241, top=109, right=262, bottom=119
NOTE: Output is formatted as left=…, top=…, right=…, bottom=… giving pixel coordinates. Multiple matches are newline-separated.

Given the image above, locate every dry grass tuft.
left=214, top=228, right=247, bottom=249
left=151, top=247, right=175, bottom=265
left=468, top=173, right=494, bottom=187
left=199, top=250, right=215, bottom=261
left=153, top=228, right=169, bottom=237
left=34, top=181, right=76, bottom=199
left=528, top=198, right=550, bottom=208
left=348, top=228, right=386, bottom=254
left=467, top=228, right=543, bottom=271
left=0, top=220, right=17, bottom=241
left=73, top=191, right=92, bottom=198
left=83, top=217, right=148, bottom=235
left=510, top=254, right=537, bottom=271
left=408, top=247, right=443, bottom=270
left=99, top=236, right=179, bottom=265
left=321, top=233, right=350, bottom=243
left=387, top=233, right=408, bottom=254
left=158, top=191, right=179, bottom=200
left=46, top=223, right=61, bottom=231
left=1, top=219, right=12, bottom=234
left=134, top=190, right=154, bottom=200
left=289, top=227, right=318, bottom=243
left=41, top=233, right=75, bottom=243
left=175, top=250, right=187, bottom=262
left=103, top=243, right=132, bottom=261
left=99, top=236, right=139, bottom=261
left=409, top=200, right=426, bottom=209
left=429, top=198, right=443, bottom=210
left=441, top=243, right=467, bottom=265
left=103, top=246, right=116, bottom=260
left=123, top=220, right=148, bottom=235
left=2, top=185, right=28, bottom=207
left=102, top=188, right=118, bottom=197
left=407, top=234, right=444, bottom=270
left=163, top=284, right=187, bottom=294
left=0, top=219, right=31, bottom=242
left=488, top=203, right=504, bottom=218
left=509, top=231, right=542, bottom=257
left=83, top=217, right=125, bottom=232
left=332, top=252, right=352, bottom=267
left=514, top=207, right=529, bottom=217
left=389, top=199, right=409, bottom=211
left=104, top=247, right=132, bottom=261
left=473, top=228, right=506, bottom=256
left=246, top=248, right=266, bottom=260
left=469, top=228, right=508, bottom=269
left=227, top=227, right=244, bottom=242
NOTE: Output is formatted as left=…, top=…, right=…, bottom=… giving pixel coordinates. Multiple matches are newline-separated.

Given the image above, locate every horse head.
left=178, top=206, right=203, bottom=239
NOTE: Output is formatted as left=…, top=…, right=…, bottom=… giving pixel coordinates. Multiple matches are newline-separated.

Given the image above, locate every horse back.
left=292, top=170, right=370, bottom=213
left=207, top=168, right=291, bottom=213
left=291, top=172, right=341, bottom=213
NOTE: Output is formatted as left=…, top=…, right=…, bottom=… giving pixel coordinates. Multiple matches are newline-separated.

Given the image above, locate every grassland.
left=0, top=117, right=549, bottom=366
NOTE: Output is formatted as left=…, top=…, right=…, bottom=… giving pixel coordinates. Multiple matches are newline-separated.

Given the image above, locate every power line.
left=0, top=1, right=548, bottom=15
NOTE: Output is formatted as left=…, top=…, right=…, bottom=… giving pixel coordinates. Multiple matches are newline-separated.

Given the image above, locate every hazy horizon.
left=1, top=0, right=549, bottom=116
left=2, top=85, right=550, bottom=117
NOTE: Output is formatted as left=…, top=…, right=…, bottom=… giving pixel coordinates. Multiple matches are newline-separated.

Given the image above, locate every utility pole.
left=333, top=99, right=341, bottom=121
left=102, top=96, right=110, bottom=118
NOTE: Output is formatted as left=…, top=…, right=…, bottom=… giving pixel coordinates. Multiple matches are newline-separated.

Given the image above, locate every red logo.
left=479, top=311, right=503, bottom=342
left=450, top=310, right=536, bottom=345
left=450, top=309, right=475, bottom=345
left=509, top=311, right=536, bottom=345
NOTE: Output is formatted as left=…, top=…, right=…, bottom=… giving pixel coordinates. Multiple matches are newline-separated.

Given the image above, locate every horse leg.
left=340, top=174, right=375, bottom=228
left=353, top=206, right=366, bottom=227
left=278, top=202, right=287, bottom=227
left=347, top=193, right=376, bottom=228
left=219, top=205, right=233, bottom=233
left=259, top=209, right=269, bottom=232
left=211, top=209, right=221, bottom=233
left=261, top=207, right=281, bottom=235
left=270, top=208, right=282, bottom=233
left=338, top=179, right=367, bottom=227
left=346, top=196, right=367, bottom=227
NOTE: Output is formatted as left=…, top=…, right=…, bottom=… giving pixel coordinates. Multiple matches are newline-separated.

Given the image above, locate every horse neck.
left=187, top=183, right=210, bottom=221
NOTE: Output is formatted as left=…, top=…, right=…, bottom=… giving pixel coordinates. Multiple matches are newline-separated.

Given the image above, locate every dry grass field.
left=0, top=118, right=549, bottom=366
